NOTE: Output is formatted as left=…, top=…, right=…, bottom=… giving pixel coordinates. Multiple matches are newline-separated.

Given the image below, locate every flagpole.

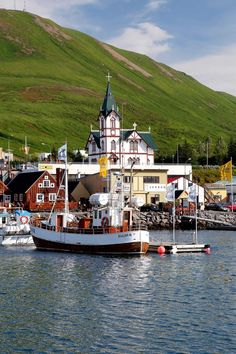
left=173, top=190, right=176, bottom=244
left=231, top=157, right=233, bottom=212
left=195, top=185, right=198, bottom=244
left=64, top=141, right=69, bottom=214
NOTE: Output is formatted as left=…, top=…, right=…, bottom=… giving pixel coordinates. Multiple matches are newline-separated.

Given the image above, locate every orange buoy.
left=157, top=245, right=166, bottom=254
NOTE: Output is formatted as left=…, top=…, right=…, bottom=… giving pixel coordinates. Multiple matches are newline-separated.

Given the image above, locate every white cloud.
left=171, top=45, right=236, bottom=96
left=107, top=22, right=173, bottom=57
left=0, top=0, right=99, bottom=18
left=146, top=0, right=167, bottom=11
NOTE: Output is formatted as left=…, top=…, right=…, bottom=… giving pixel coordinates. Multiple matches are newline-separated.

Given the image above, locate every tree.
left=228, top=137, right=236, bottom=162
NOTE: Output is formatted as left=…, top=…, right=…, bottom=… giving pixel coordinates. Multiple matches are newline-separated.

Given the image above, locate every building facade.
left=85, top=77, right=157, bottom=166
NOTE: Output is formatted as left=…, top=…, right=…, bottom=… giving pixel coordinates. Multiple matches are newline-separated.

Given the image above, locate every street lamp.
left=41, top=142, right=51, bottom=162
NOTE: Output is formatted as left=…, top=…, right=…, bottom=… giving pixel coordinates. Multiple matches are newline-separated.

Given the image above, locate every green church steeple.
left=100, top=72, right=118, bottom=116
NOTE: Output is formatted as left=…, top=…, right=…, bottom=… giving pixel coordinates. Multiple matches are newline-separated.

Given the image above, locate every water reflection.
left=0, top=230, right=235, bottom=353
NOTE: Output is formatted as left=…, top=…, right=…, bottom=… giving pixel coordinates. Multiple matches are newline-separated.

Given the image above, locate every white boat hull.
left=1, top=234, right=34, bottom=246
left=30, top=225, right=149, bottom=254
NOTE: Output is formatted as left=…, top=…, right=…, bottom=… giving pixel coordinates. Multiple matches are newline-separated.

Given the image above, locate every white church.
left=85, top=75, right=157, bottom=166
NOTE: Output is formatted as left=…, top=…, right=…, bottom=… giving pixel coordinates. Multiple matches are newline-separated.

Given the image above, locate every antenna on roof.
left=23, top=0, right=26, bottom=11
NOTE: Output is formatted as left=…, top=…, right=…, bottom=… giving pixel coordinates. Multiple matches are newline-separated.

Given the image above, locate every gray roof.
left=120, top=130, right=158, bottom=150
left=100, top=82, right=119, bottom=116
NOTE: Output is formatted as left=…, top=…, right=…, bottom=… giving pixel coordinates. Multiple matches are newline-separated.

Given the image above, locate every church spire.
left=100, top=72, right=118, bottom=116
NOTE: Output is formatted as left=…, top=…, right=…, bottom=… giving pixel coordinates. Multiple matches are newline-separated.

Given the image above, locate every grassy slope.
left=0, top=9, right=236, bottom=158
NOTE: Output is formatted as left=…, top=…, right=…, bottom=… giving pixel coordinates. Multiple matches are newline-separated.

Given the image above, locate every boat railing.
left=32, top=219, right=148, bottom=234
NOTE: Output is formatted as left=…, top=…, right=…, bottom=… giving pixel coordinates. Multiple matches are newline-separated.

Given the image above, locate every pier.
left=149, top=242, right=211, bottom=254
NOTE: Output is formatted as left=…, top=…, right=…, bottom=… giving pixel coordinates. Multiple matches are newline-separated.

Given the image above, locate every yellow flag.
left=220, top=160, right=232, bottom=182
left=99, top=157, right=108, bottom=177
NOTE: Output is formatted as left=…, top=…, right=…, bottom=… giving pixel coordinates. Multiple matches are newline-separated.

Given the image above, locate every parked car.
left=140, top=204, right=159, bottom=212
left=205, top=203, right=229, bottom=212
left=223, top=204, right=236, bottom=212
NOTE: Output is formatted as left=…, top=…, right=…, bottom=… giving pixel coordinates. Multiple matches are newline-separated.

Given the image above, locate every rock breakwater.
left=133, top=210, right=236, bottom=230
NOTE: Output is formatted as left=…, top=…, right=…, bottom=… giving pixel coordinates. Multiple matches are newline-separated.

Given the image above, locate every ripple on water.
left=0, top=230, right=235, bottom=353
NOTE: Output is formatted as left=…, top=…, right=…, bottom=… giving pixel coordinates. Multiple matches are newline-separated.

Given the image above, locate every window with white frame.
left=101, top=140, right=104, bottom=151
left=110, top=118, right=115, bottom=129
left=43, top=179, right=50, bottom=188
left=49, top=193, right=57, bottom=201
left=130, top=140, right=138, bottom=153
left=36, top=193, right=44, bottom=203
left=19, top=194, right=23, bottom=201
left=111, top=118, right=115, bottom=135
left=111, top=140, right=116, bottom=151
left=4, top=195, right=11, bottom=202
left=14, top=194, right=18, bottom=202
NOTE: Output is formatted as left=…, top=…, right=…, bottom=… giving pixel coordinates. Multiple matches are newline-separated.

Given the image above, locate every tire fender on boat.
left=20, top=216, right=29, bottom=224
left=101, top=216, right=109, bottom=227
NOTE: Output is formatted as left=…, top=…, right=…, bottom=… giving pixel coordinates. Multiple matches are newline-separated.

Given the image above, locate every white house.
left=85, top=76, right=157, bottom=166
left=167, top=177, right=205, bottom=209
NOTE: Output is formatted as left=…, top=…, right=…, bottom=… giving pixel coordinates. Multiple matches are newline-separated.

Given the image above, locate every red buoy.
left=204, top=247, right=211, bottom=254
left=157, top=245, right=166, bottom=254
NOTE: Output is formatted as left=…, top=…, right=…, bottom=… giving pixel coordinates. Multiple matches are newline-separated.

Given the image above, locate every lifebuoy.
left=20, top=216, right=29, bottom=224
left=101, top=216, right=109, bottom=227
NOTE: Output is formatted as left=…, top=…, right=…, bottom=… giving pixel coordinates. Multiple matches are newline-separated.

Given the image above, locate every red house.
left=7, top=170, right=77, bottom=212
left=0, top=180, right=11, bottom=207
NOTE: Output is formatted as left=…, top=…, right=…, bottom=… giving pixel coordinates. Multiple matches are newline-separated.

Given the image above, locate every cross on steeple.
left=106, top=72, right=112, bottom=82
left=133, top=122, right=137, bottom=130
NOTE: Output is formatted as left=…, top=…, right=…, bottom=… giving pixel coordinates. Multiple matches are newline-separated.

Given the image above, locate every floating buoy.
left=157, top=245, right=166, bottom=254
left=204, top=247, right=211, bottom=254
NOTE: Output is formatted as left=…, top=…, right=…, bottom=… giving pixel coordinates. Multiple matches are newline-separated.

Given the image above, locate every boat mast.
left=64, top=141, right=69, bottom=214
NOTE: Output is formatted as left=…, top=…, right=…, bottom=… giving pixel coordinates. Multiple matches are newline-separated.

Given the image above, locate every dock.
left=149, top=242, right=210, bottom=254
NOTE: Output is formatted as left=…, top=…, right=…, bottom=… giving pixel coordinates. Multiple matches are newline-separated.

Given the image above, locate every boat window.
left=99, top=211, right=102, bottom=219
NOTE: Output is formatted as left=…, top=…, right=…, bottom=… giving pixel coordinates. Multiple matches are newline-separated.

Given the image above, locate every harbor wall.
left=133, top=211, right=236, bottom=230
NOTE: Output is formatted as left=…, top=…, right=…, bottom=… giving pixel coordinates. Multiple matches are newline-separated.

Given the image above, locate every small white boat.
left=0, top=209, right=34, bottom=246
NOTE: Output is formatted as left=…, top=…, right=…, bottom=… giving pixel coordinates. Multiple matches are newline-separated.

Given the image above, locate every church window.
left=111, top=118, right=115, bottom=135
left=101, top=118, right=104, bottom=130
left=111, top=140, right=116, bottom=151
left=130, top=140, right=138, bottom=153
left=101, top=140, right=104, bottom=151
left=128, top=157, right=133, bottom=165
left=92, top=141, right=96, bottom=152
left=111, top=118, right=116, bottom=129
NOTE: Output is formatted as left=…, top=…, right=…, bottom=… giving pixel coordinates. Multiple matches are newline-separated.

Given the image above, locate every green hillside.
left=0, top=9, right=236, bottom=159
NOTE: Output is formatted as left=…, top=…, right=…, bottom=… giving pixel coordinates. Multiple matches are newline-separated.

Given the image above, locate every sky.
left=1, top=0, right=236, bottom=95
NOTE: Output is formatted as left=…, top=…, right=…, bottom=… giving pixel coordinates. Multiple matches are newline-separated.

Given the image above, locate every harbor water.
left=0, top=230, right=235, bottom=353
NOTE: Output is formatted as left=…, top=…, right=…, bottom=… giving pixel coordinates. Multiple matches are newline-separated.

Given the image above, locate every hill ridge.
left=0, top=9, right=236, bottom=159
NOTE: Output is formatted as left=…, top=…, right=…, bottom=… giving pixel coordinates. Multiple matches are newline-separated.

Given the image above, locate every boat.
left=30, top=145, right=149, bottom=255
left=0, top=208, right=34, bottom=246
